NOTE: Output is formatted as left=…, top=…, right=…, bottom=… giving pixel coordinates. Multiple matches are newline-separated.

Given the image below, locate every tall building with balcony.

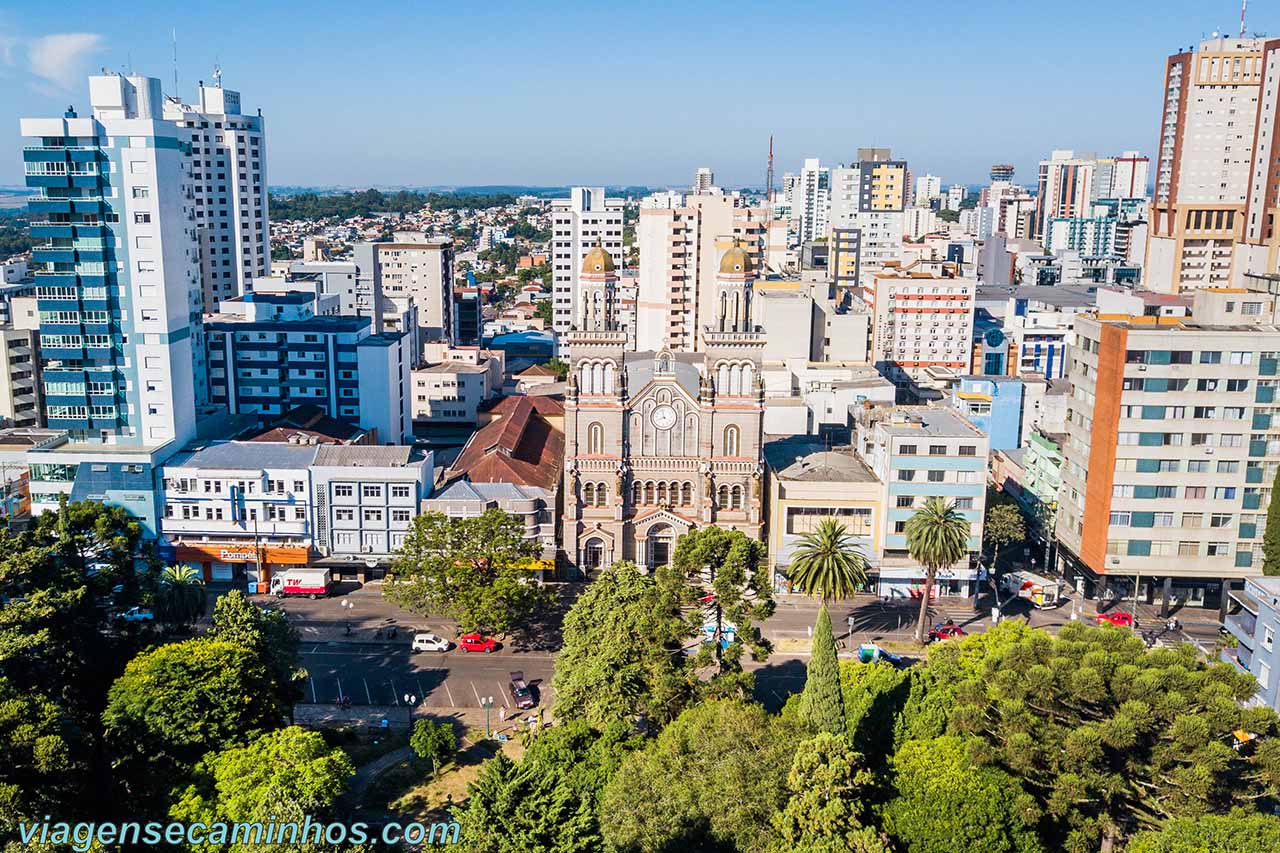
left=787, top=158, right=831, bottom=246
left=551, top=188, right=624, bottom=353
left=1055, top=289, right=1280, bottom=614
left=21, top=73, right=203, bottom=449
left=830, top=149, right=910, bottom=285
left=1222, top=577, right=1280, bottom=711
left=163, top=73, right=268, bottom=310
left=865, top=260, right=976, bottom=390
left=1147, top=37, right=1273, bottom=292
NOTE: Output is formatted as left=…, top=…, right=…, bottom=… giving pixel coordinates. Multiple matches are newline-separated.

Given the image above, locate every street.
left=260, top=577, right=1228, bottom=718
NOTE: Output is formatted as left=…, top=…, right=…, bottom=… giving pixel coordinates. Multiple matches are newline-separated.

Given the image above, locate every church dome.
left=719, top=242, right=753, bottom=275
left=582, top=243, right=616, bottom=274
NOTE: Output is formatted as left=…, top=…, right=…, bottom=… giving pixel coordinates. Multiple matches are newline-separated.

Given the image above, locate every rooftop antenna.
left=212, top=62, right=222, bottom=88
left=766, top=135, right=775, bottom=205
left=1241, top=0, right=1248, bottom=37
left=171, top=28, right=179, bottom=96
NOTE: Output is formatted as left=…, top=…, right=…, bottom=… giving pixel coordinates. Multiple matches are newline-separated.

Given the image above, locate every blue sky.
left=0, top=0, right=1271, bottom=189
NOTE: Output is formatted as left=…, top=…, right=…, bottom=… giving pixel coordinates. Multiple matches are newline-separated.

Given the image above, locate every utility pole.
left=1240, top=0, right=1248, bottom=38
left=765, top=135, right=775, bottom=205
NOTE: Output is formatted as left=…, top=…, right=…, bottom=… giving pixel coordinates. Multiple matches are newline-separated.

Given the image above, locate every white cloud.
left=26, top=33, right=104, bottom=90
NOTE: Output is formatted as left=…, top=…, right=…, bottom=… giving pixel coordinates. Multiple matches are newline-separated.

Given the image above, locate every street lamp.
left=481, top=696, right=495, bottom=738
left=404, top=693, right=417, bottom=724
left=340, top=599, right=353, bottom=636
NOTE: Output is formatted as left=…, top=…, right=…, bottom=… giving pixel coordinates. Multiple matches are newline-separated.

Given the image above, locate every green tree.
left=1127, top=810, right=1280, bottom=853
left=384, top=508, right=553, bottom=636
left=1264, top=466, right=1280, bottom=576
left=799, top=604, right=845, bottom=736
left=552, top=561, right=692, bottom=728
left=984, top=503, right=1026, bottom=573
left=0, top=678, right=83, bottom=844
left=154, top=563, right=207, bottom=631
left=772, top=732, right=888, bottom=853
left=543, top=356, right=569, bottom=379
left=600, top=699, right=798, bottom=853
left=534, top=299, right=554, bottom=324
left=905, top=497, right=971, bottom=644
left=786, top=519, right=870, bottom=601
left=932, top=620, right=1280, bottom=851
left=102, top=638, right=284, bottom=806
left=410, top=718, right=458, bottom=774
left=882, top=735, right=1041, bottom=853
left=662, top=527, right=774, bottom=691
left=840, top=659, right=911, bottom=763
left=170, top=726, right=353, bottom=852
left=211, top=590, right=303, bottom=705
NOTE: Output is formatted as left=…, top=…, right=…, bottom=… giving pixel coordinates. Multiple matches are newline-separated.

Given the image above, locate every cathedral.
left=563, top=240, right=765, bottom=574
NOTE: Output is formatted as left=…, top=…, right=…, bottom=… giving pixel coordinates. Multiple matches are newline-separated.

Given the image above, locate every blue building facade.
left=949, top=375, right=1026, bottom=450
left=1222, top=577, right=1280, bottom=713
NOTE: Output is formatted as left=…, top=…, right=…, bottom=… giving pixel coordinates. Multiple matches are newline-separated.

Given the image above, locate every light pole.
left=404, top=693, right=417, bottom=725
left=481, top=696, right=494, bottom=738
left=340, top=599, right=353, bottom=636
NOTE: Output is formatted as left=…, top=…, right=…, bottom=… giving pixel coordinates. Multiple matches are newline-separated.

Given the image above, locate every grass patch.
left=321, top=726, right=409, bottom=767
left=391, top=738, right=525, bottom=822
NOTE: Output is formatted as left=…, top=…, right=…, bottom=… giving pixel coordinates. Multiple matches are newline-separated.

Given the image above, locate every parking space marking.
left=336, top=677, right=344, bottom=703
left=363, top=678, right=372, bottom=705
left=470, top=681, right=482, bottom=707
left=391, top=678, right=399, bottom=705
left=309, top=676, right=317, bottom=703
left=444, top=681, right=455, bottom=706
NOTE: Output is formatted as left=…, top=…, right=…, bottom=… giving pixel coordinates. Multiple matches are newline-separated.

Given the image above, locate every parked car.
left=508, top=671, right=536, bottom=710
left=857, top=643, right=905, bottom=667
left=1097, top=611, right=1135, bottom=628
left=459, top=633, right=498, bottom=653
left=119, top=606, right=154, bottom=622
left=412, top=633, right=450, bottom=652
left=927, top=620, right=966, bottom=642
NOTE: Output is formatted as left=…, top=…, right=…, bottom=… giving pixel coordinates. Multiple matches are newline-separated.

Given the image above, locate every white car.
left=412, top=633, right=449, bottom=652
left=120, top=606, right=154, bottom=622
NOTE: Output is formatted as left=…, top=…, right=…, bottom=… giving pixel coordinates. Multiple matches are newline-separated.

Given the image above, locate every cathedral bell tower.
left=578, top=239, right=618, bottom=333
left=715, top=238, right=755, bottom=333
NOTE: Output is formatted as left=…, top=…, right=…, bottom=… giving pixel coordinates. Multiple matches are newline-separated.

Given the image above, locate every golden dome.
left=719, top=242, right=753, bottom=275
left=581, top=243, right=616, bottom=274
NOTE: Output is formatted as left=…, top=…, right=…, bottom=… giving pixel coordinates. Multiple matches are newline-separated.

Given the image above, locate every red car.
left=928, top=621, right=967, bottom=642
left=1096, top=611, right=1135, bottom=628
left=459, top=633, right=498, bottom=654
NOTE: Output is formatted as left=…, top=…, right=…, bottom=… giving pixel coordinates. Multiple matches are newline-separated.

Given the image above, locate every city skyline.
left=1, top=0, right=1272, bottom=189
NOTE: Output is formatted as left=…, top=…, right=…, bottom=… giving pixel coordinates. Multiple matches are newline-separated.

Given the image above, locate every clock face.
left=652, top=405, right=677, bottom=430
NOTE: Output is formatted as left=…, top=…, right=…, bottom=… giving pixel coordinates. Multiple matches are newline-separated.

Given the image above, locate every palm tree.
left=786, top=519, right=870, bottom=602
left=156, top=563, right=207, bottom=631
left=905, top=498, right=971, bottom=645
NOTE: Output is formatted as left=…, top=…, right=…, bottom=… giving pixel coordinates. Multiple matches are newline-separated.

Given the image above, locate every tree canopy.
left=268, top=190, right=518, bottom=221
left=798, top=604, right=845, bottom=736
left=551, top=561, right=692, bottom=727
left=384, top=508, right=553, bottom=635
left=786, top=519, right=870, bottom=601
left=1264, top=465, right=1280, bottom=576
left=211, top=590, right=303, bottom=706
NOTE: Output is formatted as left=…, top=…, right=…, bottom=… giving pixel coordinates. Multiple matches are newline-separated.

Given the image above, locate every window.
left=334, top=485, right=354, bottom=498
left=336, top=509, right=354, bottom=521
left=1187, top=460, right=1210, bottom=473
left=786, top=506, right=873, bottom=536
left=1113, top=484, right=1135, bottom=498
left=1110, top=511, right=1131, bottom=526
left=1260, top=661, right=1272, bottom=690
left=894, top=521, right=907, bottom=534
left=899, top=444, right=917, bottom=455
left=1227, top=379, right=1249, bottom=392
left=724, top=425, right=741, bottom=457
left=958, top=445, right=976, bottom=457
left=587, top=422, right=604, bottom=455
left=391, top=509, right=411, bottom=523
left=363, top=509, right=383, bottom=523
left=1210, top=513, right=1234, bottom=528
left=1155, top=486, right=1177, bottom=499
left=1200, top=351, right=1222, bottom=364
left=1178, top=540, right=1200, bottom=557
left=295, top=507, right=306, bottom=520
left=362, top=485, right=382, bottom=499
left=1214, top=487, right=1237, bottom=499
left=1217, top=461, right=1240, bottom=474
left=131, top=186, right=150, bottom=198
left=391, top=485, right=411, bottom=499
left=133, top=212, right=151, bottom=224
left=293, top=480, right=304, bottom=492
left=1265, top=626, right=1275, bottom=652
left=927, top=470, right=945, bottom=483
left=1118, top=432, right=1139, bottom=445
left=898, top=469, right=916, bottom=482
left=896, top=496, right=914, bottom=508
left=929, top=444, right=946, bottom=456
left=1185, top=486, right=1207, bottom=500
left=1207, top=542, right=1231, bottom=556
left=1154, top=512, right=1175, bottom=527
left=1106, top=540, right=1126, bottom=555
left=954, top=497, right=974, bottom=510
left=1230, top=351, right=1255, bottom=365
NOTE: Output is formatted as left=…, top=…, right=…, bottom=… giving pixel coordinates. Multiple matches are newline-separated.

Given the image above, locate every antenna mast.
left=766, top=135, right=775, bottom=205
left=1241, top=0, right=1248, bottom=37
left=171, top=28, right=179, bottom=96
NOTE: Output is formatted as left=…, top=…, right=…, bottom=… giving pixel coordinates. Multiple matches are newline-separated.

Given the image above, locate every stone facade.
left=563, top=244, right=765, bottom=574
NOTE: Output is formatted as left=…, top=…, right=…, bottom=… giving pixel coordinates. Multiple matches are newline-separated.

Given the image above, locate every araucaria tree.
left=1264, top=466, right=1280, bottom=576
left=905, top=497, right=971, bottom=644
left=786, top=518, right=870, bottom=601
left=661, top=527, right=774, bottom=691
left=798, top=604, right=845, bottom=736
left=384, top=508, right=554, bottom=635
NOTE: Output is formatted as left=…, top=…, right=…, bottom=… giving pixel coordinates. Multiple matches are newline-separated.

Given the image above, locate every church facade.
left=563, top=242, right=765, bottom=574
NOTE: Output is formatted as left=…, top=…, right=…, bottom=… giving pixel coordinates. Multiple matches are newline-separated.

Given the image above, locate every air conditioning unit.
left=1138, top=365, right=1147, bottom=371
left=1205, top=448, right=1214, bottom=454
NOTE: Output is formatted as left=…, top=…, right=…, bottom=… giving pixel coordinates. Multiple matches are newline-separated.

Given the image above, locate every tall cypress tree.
left=799, top=604, right=846, bottom=735
left=1265, top=467, right=1280, bottom=577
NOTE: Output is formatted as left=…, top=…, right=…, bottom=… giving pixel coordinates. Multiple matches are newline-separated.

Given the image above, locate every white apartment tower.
left=693, top=167, right=715, bottom=194
left=788, top=158, right=830, bottom=245
left=22, top=73, right=202, bottom=446
left=163, top=71, right=267, bottom=311
left=551, top=187, right=624, bottom=354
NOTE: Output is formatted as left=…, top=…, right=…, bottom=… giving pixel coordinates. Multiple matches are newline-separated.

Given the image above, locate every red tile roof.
left=447, top=396, right=563, bottom=491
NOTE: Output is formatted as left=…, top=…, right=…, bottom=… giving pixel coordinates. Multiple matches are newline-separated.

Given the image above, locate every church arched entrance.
left=648, top=524, right=675, bottom=571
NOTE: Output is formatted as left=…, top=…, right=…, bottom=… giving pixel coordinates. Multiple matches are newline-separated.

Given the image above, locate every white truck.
left=1001, top=570, right=1061, bottom=609
left=269, top=567, right=332, bottom=599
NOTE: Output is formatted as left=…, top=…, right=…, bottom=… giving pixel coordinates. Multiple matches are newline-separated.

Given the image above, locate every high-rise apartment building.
left=830, top=150, right=910, bottom=285
left=787, top=158, right=831, bottom=245
left=22, top=73, right=203, bottom=448
left=865, top=260, right=975, bottom=388
left=1056, top=287, right=1280, bottom=611
left=693, top=167, right=715, bottom=194
left=946, top=184, right=966, bottom=212
left=914, top=174, right=942, bottom=204
left=1147, top=37, right=1271, bottom=292
left=635, top=194, right=774, bottom=352
left=353, top=233, right=454, bottom=352
left=163, top=73, right=268, bottom=310
left=550, top=188, right=624, bottom=353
